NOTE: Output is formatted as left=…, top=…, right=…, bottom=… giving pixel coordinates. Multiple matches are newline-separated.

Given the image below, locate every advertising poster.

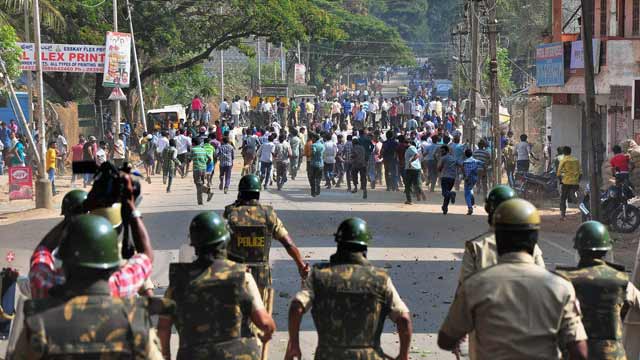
left=8, top=166, right=33, bottom=200
left=294, top=63, right=306, bottom=85
left=102, top=32, right=132, bottom=88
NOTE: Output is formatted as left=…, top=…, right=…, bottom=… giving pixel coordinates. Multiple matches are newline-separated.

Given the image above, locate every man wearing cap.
left=28, top=176, right=154, bottom=299
left=285, top=217, right=412, bottom=360
left=158, top=211, right=275, bottom=360
left=438, top=199, right=588, bottom=359
left=15, top=214, right=167, bottom=359
left=558, top=221, right=640, bottom=359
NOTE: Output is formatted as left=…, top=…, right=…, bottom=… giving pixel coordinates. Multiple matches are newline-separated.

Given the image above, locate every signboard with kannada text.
left=8, top=166, right=33, bottom=200
left=103, top=32, right=132, bottom=88
left=18, top=43, right=105, bottom=73
left=536, top=42, right=565, bottom=87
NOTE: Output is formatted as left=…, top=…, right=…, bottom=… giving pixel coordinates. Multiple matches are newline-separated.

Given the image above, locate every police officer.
left=35, top=189, right=89, bottom=247
left=459, top=185, right=545, bottom=282
left=224, top=174, right=309, bottom=296
left=158, top=211, right=275, bottom=360
left=558, top=221, right=640, bottom=360
left=438, top=199, right=589, bottom=359
left=16, top=215, right=167, bottom=359
left=285, top=218, right=412, bottom=360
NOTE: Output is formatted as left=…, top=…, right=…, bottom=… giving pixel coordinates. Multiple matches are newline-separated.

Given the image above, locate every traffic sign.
left=108, top=87, right=127, bottom=101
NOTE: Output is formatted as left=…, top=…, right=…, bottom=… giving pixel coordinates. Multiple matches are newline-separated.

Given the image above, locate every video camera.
left=72, top=161, right=142, bottom=259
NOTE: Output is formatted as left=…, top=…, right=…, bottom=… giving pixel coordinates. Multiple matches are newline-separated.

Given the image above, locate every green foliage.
left=483, top=47, right=514, bottom=97
left=0, top=0, right=65, bottom=34
left=0, top=24, right=22, bottom=80
left=144, top=64, right=216, bottom=108
left=369, top=0, right=429, bottom=45
left=306, top=0, right=414, bottom=86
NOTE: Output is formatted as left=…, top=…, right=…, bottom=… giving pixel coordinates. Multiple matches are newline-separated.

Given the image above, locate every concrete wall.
left=550, top=104, right=583, bottom=163
left=51, top=102, right=79, bottom=151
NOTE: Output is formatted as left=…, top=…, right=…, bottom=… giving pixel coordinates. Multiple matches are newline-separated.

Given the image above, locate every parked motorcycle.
left=514, top=170, right=560, bottom=207
left=580, top=182, right=640, bottom=233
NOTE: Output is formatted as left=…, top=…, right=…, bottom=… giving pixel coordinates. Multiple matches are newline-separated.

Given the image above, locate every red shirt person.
left=610, top=144, right=630, bottom=177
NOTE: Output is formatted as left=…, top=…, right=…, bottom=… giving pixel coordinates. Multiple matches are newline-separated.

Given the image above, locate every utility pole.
left=220, top=48, right=225, bottom=100
left=488, top=0, right=500, bottom=186
left=113, top=0, right=121, bottom=139
left=33, top=0, right=52, bottom=209
left=219, top=6, right=224, bottom=101
left=126, top=0, right=146, bottom=132
left=581, top=0, right=601, bottom=221
left=257, top=37, right=261, bottom=94
left=23, top=4, right=34, bottom=131
left=280, top=42, right=285, bottom=82
left=467, top=0, right=480, bottom=148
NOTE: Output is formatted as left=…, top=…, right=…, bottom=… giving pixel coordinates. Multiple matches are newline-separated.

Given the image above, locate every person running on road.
left=275, top=133, right=292, bottom=191
left=438, top=145, right=457, bottom=215
left=217, top=136, right=234, bottom=194
left=190, top=137, right=214, bottom=205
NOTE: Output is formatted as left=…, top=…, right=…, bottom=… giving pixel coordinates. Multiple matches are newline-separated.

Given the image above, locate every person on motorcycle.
left=557, top=146, right=581, bottom=220
left=611, top=144, right=630, bottom=183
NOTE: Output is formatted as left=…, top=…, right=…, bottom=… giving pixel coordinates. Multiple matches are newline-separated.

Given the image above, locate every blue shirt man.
left=355, top=109, right=366, bottom=122
left=342, top=99, right=352, bottom=115
left=311, top=139, right=325, bottom=168
left=0, top=125, right=11, bottom=148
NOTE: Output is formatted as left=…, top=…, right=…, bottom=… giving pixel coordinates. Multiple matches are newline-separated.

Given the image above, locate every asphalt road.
left=0, top=71, right=575, bottom=359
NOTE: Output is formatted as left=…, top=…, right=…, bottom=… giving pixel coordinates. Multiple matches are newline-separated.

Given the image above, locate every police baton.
left=382, top=352, right=395, bottom=360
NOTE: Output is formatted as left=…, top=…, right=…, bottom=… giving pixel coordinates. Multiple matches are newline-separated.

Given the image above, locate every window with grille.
left=601, top=0, right=608, bottom=35
left=634, top=0, right=640, bottom=35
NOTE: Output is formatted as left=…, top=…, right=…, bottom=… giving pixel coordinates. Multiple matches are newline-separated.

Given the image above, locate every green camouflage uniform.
left=23, top=281, right=170, bottom=359
left=558, top=259, right=629, bottom=360
left=224, top=199, right=289, bottom=295
left=166, top=257, right=261, bottom=360
left=310, top=252, right=390, bottom=360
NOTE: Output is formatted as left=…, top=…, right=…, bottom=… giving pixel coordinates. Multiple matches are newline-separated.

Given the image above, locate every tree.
left=305, top=0, right=414, bottom=86
left=483, top=47, right=514, bottom=97
left=0, top=24, right=22, bottom=80
left=0, top=0, right=65, bottom=33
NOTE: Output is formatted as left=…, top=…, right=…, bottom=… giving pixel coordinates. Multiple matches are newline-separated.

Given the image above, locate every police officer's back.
left=18, top=215, right=166, bottom=359
left=285, top=218, right=412, bottom=360
left=157, top=211, right=275, bottom=360
left=224, top=174, right=308, bottom=294
left=439, top=199, right=588, bottom=360
left=558, top=221, right=640, bottom=360
left=459, top=185, right=545, bottom=283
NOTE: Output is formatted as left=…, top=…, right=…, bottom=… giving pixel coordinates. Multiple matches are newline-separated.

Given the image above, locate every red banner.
left=8, top=166, right=33, bottom=200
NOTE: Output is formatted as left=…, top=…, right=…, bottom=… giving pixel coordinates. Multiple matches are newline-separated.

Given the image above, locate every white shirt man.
left=381, top=100, right=390, bottom=112
left=369, top=101, right=378, bottom=115
left=219, top=100, right=229, bottom=114
left=413, top=103, right=423, bottom=119
left=261, top=101, right=273, bottom=113
left=56, top=134, right=68, bottom=156
left=271, top=121, right=282, bottom=136
left=231, top=100, right=241, bottom=116
left=259, top=140, right=275, bottom=163
left=331, top=100, right=341, bottom=115
left=175, top=133, right=191, bottom=155
left=324, top=139, right=337, bottom=165
left=156, top=134, right=169, bottom=155
left=429, top=99, right=437, bottom=114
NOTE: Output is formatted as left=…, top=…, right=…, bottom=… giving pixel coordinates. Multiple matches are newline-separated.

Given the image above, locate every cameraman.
left=29, top=171, right=154, bottom=299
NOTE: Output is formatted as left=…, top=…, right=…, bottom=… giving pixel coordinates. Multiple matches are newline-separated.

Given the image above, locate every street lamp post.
left=33, top=0, right=52, bottom=209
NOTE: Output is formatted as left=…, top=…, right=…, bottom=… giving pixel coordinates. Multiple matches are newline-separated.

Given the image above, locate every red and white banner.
left=8, top=166, right=33, bottom=200
left=18, top=42, right=105, bottom=73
